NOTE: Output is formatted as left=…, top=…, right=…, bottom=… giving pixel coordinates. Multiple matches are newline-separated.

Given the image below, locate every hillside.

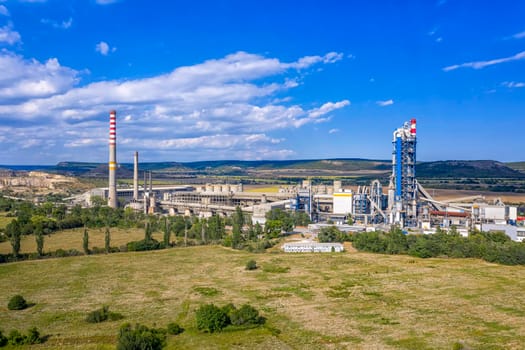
left=416, top=160, right=525, bottom=178
left=1, top=245, right=525, bottom=349
left=3, top=159, right=524, bottom=179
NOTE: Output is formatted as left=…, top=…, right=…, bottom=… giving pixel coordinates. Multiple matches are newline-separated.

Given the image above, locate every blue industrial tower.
left=388, top=119, right=418, bottom=227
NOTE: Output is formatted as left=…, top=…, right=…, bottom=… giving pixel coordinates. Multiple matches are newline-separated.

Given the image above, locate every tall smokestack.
left=410, top=118, right=416, bottom=136
left=133, top=151, right=139, bottom=201
left=108, top=110, right=118, bottom=208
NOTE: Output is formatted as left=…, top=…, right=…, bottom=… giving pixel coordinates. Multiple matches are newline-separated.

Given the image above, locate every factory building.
left=82, top=112, right=522, bottom=242
left=282, top=242, right=344, bottom=253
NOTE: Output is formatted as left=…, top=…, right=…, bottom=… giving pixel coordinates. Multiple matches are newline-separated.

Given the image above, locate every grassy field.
left=0, top=213, right=13, bottom=230
left=1, top=244, right=525, bottom=349
left=0, top=227, right=163, bottom=255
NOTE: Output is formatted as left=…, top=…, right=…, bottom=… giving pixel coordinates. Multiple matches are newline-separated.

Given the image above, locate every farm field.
left=1, top=244, right=525, bottom=349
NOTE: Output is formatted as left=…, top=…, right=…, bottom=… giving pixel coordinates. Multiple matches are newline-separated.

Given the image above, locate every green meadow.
left=1, top=244, right=525, bottom=349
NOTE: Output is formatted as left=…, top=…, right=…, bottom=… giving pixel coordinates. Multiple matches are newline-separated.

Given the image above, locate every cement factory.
left=76, top=111, right=524, bottom=242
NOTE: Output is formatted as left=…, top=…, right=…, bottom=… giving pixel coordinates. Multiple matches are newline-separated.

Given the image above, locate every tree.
left=163, top=218, right=171, bottom=247
left=83, top=227, right=89, bottom=255
left=144, top=222, right=153, bottom=242
left=6, top=219, right=21, bottom=257
left=254, top=222, right=263, bottom=239
left=105, top=227, right=111, bottom=253
left=264, top=220, right=282, bottom=238
left=318, top=226, right=342, bottom=243
left=35, top=222, right=44, bottom=257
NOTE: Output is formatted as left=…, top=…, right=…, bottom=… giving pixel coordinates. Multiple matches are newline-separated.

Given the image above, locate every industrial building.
left=282, top=242, right=344, bottom=253
left=80, top=112, right=522, bottom=242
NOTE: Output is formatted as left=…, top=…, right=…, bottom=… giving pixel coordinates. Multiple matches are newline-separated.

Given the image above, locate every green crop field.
left=1, top=244, right=525, bottom=349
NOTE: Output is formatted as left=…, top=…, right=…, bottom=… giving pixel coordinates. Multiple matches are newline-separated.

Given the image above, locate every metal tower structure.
left=388, top=118, right=417, bottom=227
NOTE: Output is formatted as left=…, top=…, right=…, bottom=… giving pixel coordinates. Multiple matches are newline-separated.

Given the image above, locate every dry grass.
left=0, top=227, right=163, bottom=255
left=1, top=244, right=525, bottom=349
left=0, top=213, right=13, bottom=229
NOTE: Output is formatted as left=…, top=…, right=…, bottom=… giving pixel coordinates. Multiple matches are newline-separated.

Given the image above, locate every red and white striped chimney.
left=410, top=118, right=416, bottom=136
left=108, top=110, right=118, bottom=208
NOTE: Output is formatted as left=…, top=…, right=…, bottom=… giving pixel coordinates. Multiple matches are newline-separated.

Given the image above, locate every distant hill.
left=4, top=158, right=521, bottom=179
left=416, top=160, right=525, bottom=178
left=506, top=162, right=525, bottom=174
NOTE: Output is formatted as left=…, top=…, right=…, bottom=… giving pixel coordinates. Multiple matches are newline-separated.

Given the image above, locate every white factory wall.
left=333, top=192, right=352, bottom=214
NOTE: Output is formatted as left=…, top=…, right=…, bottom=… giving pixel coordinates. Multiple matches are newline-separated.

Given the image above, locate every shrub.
left=195, top=304, right=228, bottom=333
left=8, top=295, right=28, bottom=310
left=7, top=330, right=25, bottom=345
left=245, top=259, right=257, bottom=270
left=229, top=304, right=265, bottom=326
left=127, top=238, right=162, bottom=252
left=166, top=322, right=183, bottom=335
left=116, top=323, right=166, bottom=350
left=25, top=327, right=43, bottom=344
left=86, top=305, right=124, bottom=323
left=0, top=330, right=7, bottom=347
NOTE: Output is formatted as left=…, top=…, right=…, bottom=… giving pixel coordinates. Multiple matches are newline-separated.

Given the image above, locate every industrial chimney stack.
left=108, top=110, right=118, bottom=208
left=133, top=151, right=139, bottom=201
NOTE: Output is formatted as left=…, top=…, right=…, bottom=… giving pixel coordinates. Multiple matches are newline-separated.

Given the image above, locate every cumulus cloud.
left=502, top=81, right=525, bottom=88
left=443, top=51, right=525, bottom=71
left=0, top=51, right=349, bottom=163
left=95, top=41, right=116, bottom=55
left=0, top=24, right=21, bottom=45
left=376, top=99, right=394, bottom=106
left=41, top=17, right=73, bottom=29
left=0, top=52, right=78, bottom=100
left=0, top=5, right=9, bottom=16
left=328, top=128, right=339, bottom=134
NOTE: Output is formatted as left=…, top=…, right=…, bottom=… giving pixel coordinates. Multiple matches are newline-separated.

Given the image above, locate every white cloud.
left=0, top=51, right=348, bottom=162
left=443, top=51, right=525, bottom=71
left=41, top=17, right=73, bottom=29
left=376, top=99, right=394, bottom=106
left=0, top=52, right=78, bottom=100
left=0, top=5, right=9, bottom=16
left=0, top=24, right=21, bottom=45
left=512, top=31, right=525, bottom=39
left=95, top=41, right=115, bottom=55
left=308, top=100, right=350, bottom=119
left=328, top=128, right=339, bottom=134
left=96, top=0, right=119, bottom=4
left=502, top=81, right=525, bottom=88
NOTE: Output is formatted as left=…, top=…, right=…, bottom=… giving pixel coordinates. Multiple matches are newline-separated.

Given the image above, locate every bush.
left=117, top=323, right=166, bottom=350
left=195, top=303, right=265, bottom=333
left=86, top=305, right=124, bottom=323
left=25, top=327, right=43, bottom=344
left=245, top=259, right=257, bottom=270
left=127, top=239, right=163, bottom=252
left=0, top=330, right=6, bottom=347
left=7, top=330, right=25, bottom=345
left=166, top=322, right=184, bottom=335
left=229, top=304, right=265, bottom=326
left=195, top=304, right=229, bottom=333
left=8, top=295, right=28, bottom=310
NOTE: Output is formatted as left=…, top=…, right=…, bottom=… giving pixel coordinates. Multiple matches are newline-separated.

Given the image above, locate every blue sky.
left=0, top=0, right=524, bottom=164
